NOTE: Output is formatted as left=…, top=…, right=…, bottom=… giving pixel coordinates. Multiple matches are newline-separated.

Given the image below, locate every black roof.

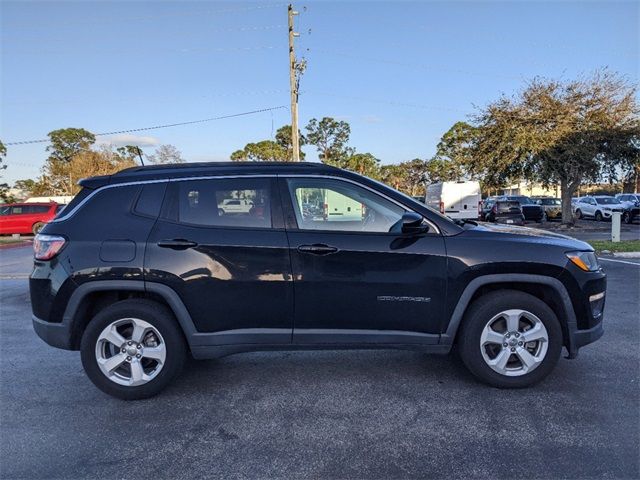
left=80, top=161, right=338, bottom=188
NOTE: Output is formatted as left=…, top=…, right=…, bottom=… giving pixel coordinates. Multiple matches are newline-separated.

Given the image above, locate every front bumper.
left=32, top=314, right=73, bottom=350
left=566, top=320, right=604, bottom=358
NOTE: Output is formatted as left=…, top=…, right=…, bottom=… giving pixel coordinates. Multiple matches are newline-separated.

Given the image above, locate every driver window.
left=286, top=178, right=406, bottom=233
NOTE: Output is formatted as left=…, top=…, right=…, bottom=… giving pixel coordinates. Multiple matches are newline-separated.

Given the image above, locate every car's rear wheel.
left=80, top=299, right=186, bottom=400
left=623, top=212, right=631, bottom=224
left=218, top=208, right=225, bottom=216
left=458, top=290, right=562, bottom=388
left=32, top=222, right=45, bottom=235
left=595, top=211, right=603, bottom=222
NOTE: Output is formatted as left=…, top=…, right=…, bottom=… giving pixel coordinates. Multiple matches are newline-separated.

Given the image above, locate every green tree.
left=433, top=121, right=478, bottom=181
left=305, top=117, right=353, bottom=164
left=46, top=128, right=96, bottom=163
left=470, top=71, right=639, bottom=224
left=0, top=140, right=9, bottom=202
left=13, top=179, right=36, bottom=196
left=231, top=140, right=289, bottom=162
left=380, top=164, right=408, bottom=191
left=146, top=144, right=184, bottom=164
left=275, top=125, right=306, bottom=160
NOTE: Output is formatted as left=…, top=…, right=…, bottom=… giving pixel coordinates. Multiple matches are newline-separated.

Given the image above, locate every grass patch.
left=588, top=240, right=640, bottom=253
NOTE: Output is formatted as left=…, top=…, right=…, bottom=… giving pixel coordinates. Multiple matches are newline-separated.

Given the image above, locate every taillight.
left=439, top=201, right=444, bottom=214
left=34, top=234, right=66, bottom=260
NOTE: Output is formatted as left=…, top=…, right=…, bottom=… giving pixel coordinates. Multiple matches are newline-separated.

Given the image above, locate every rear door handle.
left=297, top=244, right=338, bottom=255
left=157, top=239, right=198, bottom=250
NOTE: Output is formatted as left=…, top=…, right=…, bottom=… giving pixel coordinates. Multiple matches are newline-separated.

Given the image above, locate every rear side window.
left=134, top=183, right=167, bottom=218
left=59, top=188, right=92, bottom=217
left=31, top=205, right=51, bottom=213
left=497, top=201, right=521, bottom=212
left=164, top=178, right=271, bottom=229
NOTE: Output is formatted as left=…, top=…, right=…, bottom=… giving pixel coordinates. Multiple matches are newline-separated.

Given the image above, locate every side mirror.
left=401, top=212, right=428, bottom=234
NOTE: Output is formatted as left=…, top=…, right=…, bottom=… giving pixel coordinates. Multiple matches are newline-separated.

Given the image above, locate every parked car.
left=533, top=197, right=562, bottom=221
left=498, top=196, right=544, bottom=223
left=622, top=205, right=640, bottom=224
left=615, top=193, right=640, bottom=207
left=479, top=198, right=497, bottom=221
left=425, top=181, right=481, bottom=220
left=615, top=193, right=640, bottom=223
left=0, top=202, right=59, bottom=235
left=217, top=198, right=253, bottom=215
left=484, top=200, right=526, bottom=225
left=31, top=162, right=605, bottom=399
left=574, top=196, right=625, bottom=221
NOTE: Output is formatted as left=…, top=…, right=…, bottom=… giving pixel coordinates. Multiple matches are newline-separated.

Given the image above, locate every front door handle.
left=157, top=239, right=198, bottom=250
left=297, top=244, right=338, bottom=255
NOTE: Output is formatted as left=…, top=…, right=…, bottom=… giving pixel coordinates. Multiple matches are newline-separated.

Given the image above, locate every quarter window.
left=166, top=178, right=271, bottom=229
left=286, top=178, right=406, bottom=233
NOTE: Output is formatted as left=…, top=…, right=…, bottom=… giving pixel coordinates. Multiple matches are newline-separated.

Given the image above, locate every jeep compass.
left=30, top=162, right=606, bottom=399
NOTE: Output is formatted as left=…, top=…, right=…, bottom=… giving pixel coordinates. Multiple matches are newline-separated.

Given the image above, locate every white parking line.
left=599, top=258, right=640, bottom=266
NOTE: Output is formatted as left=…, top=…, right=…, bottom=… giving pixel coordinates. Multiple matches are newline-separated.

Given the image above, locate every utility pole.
left=288, top=4, right=300, bottom=161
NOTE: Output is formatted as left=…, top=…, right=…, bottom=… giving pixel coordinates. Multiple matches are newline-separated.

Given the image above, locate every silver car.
left=574, top=196, right=625, bottom=221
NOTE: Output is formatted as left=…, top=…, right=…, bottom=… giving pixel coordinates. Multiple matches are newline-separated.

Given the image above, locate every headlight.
left=566, top=251, right=599, bottom=272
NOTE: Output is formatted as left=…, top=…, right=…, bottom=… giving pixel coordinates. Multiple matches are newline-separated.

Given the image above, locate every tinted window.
left=134, top=183, right=166, bottom=218
left=0, top=206, right=10, bottom=216
left=595, top=197, right=621, bottom=205
left=287, top=178, right=405, bottom=233
left=59, top=188, right=92, bottom=217
left=31, top=205, right=51, bottom=213
left=167, top=178, right=271, bottom=229
left=540, top=198, right=561, bottom=205
left=11, top=205, right=27, bottom=214
left=496, top=201, right=521, bottom=212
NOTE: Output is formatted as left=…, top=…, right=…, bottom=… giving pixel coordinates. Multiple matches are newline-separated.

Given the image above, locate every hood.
left=462, top=222, right=593, bottom=251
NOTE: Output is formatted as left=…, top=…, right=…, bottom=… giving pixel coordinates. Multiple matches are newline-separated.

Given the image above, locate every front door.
left=280, top=176, right=447, bottom=346
left=145, top=176, right=293, bottom=345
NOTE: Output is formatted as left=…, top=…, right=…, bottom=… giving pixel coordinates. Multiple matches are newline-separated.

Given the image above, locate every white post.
left=611, top=212, right=621, bottom=243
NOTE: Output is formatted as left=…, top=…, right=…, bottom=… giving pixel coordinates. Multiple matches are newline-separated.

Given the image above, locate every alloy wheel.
left=479, top=309, right=549, bottom=377
left=95, top=318, right=166, bottom=386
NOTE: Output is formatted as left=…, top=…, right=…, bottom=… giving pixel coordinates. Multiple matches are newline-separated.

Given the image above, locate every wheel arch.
left=65, top=280, right=197, bottom=350
left=441, top=274, right=577, bottom=354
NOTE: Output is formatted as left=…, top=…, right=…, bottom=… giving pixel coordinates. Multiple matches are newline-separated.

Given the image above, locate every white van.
left=425, top=181, right=481, bottom=220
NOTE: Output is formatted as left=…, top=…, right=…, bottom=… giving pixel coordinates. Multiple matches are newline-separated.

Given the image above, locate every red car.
left=0, top=202, right=62, bottom=235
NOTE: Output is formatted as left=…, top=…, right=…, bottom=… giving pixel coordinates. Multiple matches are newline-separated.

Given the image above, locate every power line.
left=4, top=106, right=288, bottom=146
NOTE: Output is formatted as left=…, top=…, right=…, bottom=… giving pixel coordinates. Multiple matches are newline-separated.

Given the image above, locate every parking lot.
left=1, top=244, right=639, bottom=479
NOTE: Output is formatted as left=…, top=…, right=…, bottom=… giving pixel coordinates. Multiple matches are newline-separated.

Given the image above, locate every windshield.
left=508, top=196, right=533, bottom=204
left=596, top=197, right=621, bottom=205
left=539, top=198, right=561, bottom=205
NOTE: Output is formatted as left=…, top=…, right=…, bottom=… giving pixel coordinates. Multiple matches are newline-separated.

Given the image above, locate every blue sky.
left=1, top=0, right=638, bottom=184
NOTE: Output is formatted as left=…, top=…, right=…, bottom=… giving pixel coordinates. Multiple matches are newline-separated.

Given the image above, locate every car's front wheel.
left=458, top=290, right=562, bottom=388
left=595, top=211, right=603, bottom=222
left=575, top=209, right=582, bottom=219
left=80, top=299, right=187, bottom=400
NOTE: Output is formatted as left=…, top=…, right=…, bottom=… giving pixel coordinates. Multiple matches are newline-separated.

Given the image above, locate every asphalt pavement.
left=1, top=245, right=639, bottom=479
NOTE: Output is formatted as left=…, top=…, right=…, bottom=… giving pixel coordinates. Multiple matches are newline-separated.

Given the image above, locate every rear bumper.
left=32, top=314, right=73, bottom=350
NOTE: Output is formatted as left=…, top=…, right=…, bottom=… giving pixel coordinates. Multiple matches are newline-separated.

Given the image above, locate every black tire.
left=623, top=212, right=631, bottom=224
left=32, top=222, right=45, bottom=235
left=457, top=290, right=562, bottom=388
left=575, top=209, right=582, bottom=220
left=595, top=211, right=603, bottom=222
left=80, top=299, right=187, bottom=400
left=218, top=208, right=225, bottom=216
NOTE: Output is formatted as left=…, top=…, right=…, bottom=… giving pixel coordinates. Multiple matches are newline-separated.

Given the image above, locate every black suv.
left=30, top=162, right=606, bottom=399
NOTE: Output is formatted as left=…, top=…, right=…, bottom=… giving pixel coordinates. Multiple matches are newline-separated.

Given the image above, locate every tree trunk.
left=560, top=180, right=577, bottom=225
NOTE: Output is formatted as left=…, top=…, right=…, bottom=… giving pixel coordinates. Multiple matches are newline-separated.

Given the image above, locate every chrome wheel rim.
left=95, top=318, right=166, bottom=386
left=479, top=309, right=549, bottom=377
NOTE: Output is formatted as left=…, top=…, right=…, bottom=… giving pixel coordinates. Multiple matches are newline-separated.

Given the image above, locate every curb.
left=612, top=252, right=640, bottom=259
left=0, top=241, right=32, bottom=250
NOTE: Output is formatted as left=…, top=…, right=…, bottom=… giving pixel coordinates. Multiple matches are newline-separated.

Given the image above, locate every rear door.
left=145, top=176, right=294, bottom=344
left=280, top=176, right=447, bottom=345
